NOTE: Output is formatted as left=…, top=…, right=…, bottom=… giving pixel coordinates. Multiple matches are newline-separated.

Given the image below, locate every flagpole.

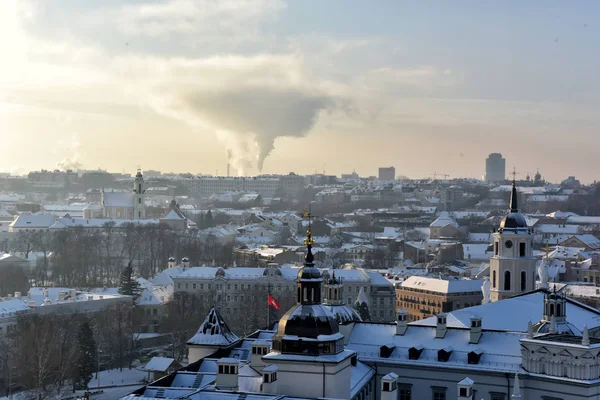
left=267, top=282, right=271, bottom=329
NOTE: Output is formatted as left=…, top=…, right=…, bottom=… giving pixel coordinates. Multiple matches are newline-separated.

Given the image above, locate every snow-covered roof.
left=9, top=214, right=55, bottom=228
left=347, top=322, right=524, bottom=373
left=430, top=212, right=459, bottom=229
left=536, top=224, right=580, bottom=234
left=528, top=195, right=569, bottom=202
left=144, top=357, right=178, bottom=372
left=50, top=217, right=161, bottom=229
left=401, top=276, right=483, bottom=294
left=467, top=233, right=492, bottom=243
left=187, top=307, right=240, bottom=346
left=0, top=299, right=32, bottom=316
left=102, top=192, right=133, bottom=207
left=549, top=246, right=586, bottom=260
left=162, top=208, right=185, bottom=221
left=567, top=216, right=600, bottom=225
left=547, top=211, right=579, bottom=218
left=413, top=291, right=600, bottom=332
left=560, top=235, right=600, bottom=250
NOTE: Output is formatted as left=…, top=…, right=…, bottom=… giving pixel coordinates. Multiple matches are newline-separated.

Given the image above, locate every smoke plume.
left=120, top=55, right=341, bottom=174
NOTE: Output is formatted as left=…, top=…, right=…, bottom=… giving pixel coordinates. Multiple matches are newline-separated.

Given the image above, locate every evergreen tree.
left=75, top=321, right=97, bottom=390
left=354, top=300, right=371, bottom=322
left=118, top=262, right=142, bottom=304
left=205, top=210, right=214, bottom=228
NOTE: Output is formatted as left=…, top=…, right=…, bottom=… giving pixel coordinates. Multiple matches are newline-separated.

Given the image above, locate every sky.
left=1, top=0, right=599, bottom=182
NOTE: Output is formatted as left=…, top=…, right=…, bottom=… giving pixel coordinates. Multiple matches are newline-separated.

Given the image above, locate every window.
left=432, top=387, right=446, bottom=400
left=521, top=271, right=526, bottom=291
left=193, top=283, right=196, bottom=289
left=138, top=198, right=141, bottom=204
left=504, top=270, right=511, bottom=291
left=399, top=384, right=412, bottom=400
left=494, top=241, right=499, bottom=255
left=520, top=242, right=526, bottom=257
left=490, top=393, right=506, bottom=400
left=492, top=270, right=496, bottom=288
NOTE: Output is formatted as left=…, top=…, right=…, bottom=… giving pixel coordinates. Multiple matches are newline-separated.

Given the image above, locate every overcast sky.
left=2, top=1, right=599, bottom=182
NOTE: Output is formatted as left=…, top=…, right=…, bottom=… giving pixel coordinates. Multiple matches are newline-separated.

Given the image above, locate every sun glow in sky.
left=1, top=0, right=599, bottom=182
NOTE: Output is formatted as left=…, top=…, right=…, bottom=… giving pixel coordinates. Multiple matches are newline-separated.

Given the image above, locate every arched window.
left=550, top=303, right=554, bottom=316
left=521, top=271, right=527, bottom=291
left=492, top=270, right=497, bottom=288
left=557, top=303, right=562, bottom=317
left=504, top=270, right=511, bottom=291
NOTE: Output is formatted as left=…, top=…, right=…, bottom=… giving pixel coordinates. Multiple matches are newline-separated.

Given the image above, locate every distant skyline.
left=2, top=1, right=599, bottom=183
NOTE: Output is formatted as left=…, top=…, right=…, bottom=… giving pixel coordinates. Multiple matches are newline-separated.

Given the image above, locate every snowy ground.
left=88, top=368, right=148, bottom=388
left=0, top=368, right=147, bottom=400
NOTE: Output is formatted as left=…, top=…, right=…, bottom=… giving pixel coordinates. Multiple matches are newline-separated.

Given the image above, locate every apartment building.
left=395, top=276, right=483, bottom=322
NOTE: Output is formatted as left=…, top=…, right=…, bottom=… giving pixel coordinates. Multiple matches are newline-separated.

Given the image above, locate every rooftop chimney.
left=380, top=372, right=399, bottom=400
left=14, top=292, right=21, bottom=299
left=396, top=310, right=408, bottom=335
left=216, top=359, right=239, bottom=391
left=436, top=313, right=448, bottom=339
left=181, top=257, right=190, bottom=268
left=457, top=377, right=474, bottom=400
left=167, top=257, right=176, bottom=269
left=261, top=365, right=279, bottom=394
left=251, top=341, right=270, bottom=369
left=469, top=316, right=482, bottom=344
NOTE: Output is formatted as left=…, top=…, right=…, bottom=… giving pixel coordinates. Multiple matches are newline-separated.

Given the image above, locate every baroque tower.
left=489, top=179, right=536, bottom=302
left=133, top=169, right=146, bottom=219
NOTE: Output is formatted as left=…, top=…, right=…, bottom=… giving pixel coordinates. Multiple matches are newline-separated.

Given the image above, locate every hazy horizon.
left=2, top=1, right=599, bottom=183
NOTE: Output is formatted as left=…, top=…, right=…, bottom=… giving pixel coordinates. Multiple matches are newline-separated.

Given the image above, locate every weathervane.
left=510, top=166, right=519, bottom=183
left=303, top=205, right=315, bottom=247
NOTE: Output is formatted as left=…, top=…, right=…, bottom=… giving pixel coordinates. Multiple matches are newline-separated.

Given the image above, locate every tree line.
left=10, top=223, right=234, bottom=288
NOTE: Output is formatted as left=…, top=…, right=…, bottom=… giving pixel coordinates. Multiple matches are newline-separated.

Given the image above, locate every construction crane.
left=431, top=172, right=450, bottom=180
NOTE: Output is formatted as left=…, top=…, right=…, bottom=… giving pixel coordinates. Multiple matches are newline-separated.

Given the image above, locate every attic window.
left=468, top=350, right=483, bottom=364
left=380, top=345, right=396, bottom=358
left=437, top=348, right=452, bottom=362
left=408, top=346, right=424, bottom=360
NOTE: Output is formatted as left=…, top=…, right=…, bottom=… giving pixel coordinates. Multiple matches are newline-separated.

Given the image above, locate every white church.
left=84, top=169, right=147, bottom=220
left=123, top=183, right=600, bottom=400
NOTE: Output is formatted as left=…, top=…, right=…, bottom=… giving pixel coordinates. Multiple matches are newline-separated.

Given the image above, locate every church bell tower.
left=133, top=169, right=146, bottom=219
left=489, top=179, right=536, bottom=302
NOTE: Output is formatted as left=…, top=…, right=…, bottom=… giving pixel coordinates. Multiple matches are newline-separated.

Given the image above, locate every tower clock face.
left=505, top=240, right=513, bottom=248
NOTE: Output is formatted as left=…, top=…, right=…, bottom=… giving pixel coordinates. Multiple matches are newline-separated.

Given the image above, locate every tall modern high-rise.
left=378, top=166, right=395, bottom=181
left=485, top=153, right=506, bottom=182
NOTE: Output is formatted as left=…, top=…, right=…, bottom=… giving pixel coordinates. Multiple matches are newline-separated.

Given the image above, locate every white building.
left=101, top=169, right=146, bottom=219
left=490, top=181, right=537, bottom=302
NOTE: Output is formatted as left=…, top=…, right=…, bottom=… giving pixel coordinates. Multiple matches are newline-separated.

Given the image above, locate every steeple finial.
left=509, top=168, right=519, bottom=212
left=303, top=206, right=315, bottom=264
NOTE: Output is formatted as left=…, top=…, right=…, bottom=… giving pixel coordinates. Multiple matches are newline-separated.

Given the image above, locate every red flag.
left=268, top=294, right=280, bottom=310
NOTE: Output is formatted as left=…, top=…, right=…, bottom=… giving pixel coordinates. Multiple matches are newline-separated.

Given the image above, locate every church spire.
left=509, top=167, right=519, bottom=212
left=303, top=207, right=315, bottom=265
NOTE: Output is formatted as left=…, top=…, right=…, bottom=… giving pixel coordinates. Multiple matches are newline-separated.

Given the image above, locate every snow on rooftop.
left=144, top=357, right=178, bottom=372
left=187, top=307, right=240, bottom=346
left=413, top=291, right=600, bottom=332
left=401, top=276, right=483, bottom=294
